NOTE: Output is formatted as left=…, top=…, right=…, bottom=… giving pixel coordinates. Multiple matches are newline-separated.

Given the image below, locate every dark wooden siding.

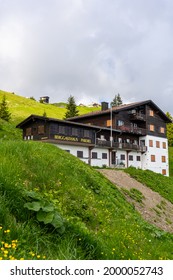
left=23, top=119, right=96, bottom=144
left=146, top=105, right=167, bottom=138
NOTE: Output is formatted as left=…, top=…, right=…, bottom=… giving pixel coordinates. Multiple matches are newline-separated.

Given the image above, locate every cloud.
left=0, top=0, right=173, bottom=114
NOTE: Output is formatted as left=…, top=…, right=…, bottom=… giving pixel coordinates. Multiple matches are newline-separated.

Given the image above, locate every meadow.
left=1, top=141, right=173, bottom=260
left=1, top=89, right=173, bottom=260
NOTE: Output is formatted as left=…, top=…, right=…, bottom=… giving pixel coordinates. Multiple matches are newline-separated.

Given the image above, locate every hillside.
left=0, top=89, right=100, bottom=140
left=1, top=141, right=173, bottom=260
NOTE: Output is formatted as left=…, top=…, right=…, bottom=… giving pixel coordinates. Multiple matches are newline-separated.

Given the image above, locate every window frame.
left=102, top=153, right=107, bottom=159
left=151, top=155, right=156, bottom=162
left=92, top=152, right=98, bottom=159
left=156, top=141, right=160, bottom=148
left=77, top=151, right=83, bottom=158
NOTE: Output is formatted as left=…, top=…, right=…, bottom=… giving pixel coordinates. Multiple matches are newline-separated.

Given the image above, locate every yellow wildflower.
left=4, top=250, right=8, bottom=255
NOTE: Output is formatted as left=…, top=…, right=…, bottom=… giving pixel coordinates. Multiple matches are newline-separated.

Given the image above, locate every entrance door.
left=112, top=151, right=116, bottom=165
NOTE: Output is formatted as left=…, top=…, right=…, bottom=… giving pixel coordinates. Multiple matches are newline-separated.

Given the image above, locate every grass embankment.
left=125, top=167, right=173, bottom=205
left=0, top=89, right=100, bottom=140
left=169, top=147, right=173, bottom=177
left=1, top=141, right=173, bottom=260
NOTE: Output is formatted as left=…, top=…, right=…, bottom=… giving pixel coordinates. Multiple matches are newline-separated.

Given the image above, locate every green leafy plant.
left=24, top=191, right=65, bottom=234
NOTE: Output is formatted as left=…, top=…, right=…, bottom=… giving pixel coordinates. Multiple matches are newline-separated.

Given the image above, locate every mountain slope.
left=1, top=141, right=173, bottom=260
left=0, top=89, right=100, bottom=140
left=98, top=169, right=173, bottom=233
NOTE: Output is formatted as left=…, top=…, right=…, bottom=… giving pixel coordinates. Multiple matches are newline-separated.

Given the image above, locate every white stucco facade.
left=54, top=138, right=169, bottom=176
left=139, top=135, right=169, bottom=176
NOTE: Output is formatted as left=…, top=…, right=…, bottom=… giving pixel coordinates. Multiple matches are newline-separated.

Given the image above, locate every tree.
left=111, top=93, right=123, bottom=107
left=166, top=112, right=173, bottom=146
left=64, top=95, right=79, bottom=119
left=29, top=96, right=36, bottom=101
left=43, top=110, right=47, bottom=117
left=0, top=95, right=11, bottom=122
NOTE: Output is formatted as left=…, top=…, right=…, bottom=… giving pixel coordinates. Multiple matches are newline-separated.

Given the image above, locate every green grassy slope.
left=1, top=141, right=173, bottom=260
left=169, top=147, right=173, bottom=177
left=125, top=167, right=173, bottom=204
left=0, top=89, right=100, bottom=140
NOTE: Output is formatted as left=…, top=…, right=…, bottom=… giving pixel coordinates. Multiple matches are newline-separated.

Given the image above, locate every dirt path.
left=98, top=169, right=173, bottom=233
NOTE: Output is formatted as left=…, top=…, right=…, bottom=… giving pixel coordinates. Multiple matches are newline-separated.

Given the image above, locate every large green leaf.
left=51, top=213, right=64, bottom=228
left=42, top=203, right=54, bottom=212
left=25, top=191, right=42, bottom=200
left=24, top=201, right=42, bottom=211
left=36, top=210, right=54, bottom=224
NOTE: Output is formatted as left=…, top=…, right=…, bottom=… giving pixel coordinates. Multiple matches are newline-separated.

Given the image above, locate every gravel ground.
left=98, top=169, right=173, bottom=233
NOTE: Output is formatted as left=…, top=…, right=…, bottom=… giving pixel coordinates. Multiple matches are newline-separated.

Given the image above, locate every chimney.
left=101, top=102, right=109, bottom=111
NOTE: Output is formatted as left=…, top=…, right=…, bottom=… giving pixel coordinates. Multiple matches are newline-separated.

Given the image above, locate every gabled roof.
left=16, top=114, right=121, bottom=133
left=67, top=100, right=171, bottom=123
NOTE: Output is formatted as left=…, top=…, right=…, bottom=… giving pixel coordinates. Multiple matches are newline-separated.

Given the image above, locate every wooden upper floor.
left=67, top=100, right=171, bottom=138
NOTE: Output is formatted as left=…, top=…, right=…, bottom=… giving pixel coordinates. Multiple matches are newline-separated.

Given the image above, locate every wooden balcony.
left=96, top=139, right=147, bottom=152
left=128, top=112, right=146, bottom=122
left=116, top=125, right=146, bottom=135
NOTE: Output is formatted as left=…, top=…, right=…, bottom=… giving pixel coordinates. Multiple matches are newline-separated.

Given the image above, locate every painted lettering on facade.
left=54, top=135, right=91, bottom=143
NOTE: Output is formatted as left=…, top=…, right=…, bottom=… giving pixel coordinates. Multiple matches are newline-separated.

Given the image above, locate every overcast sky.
left=0, top=0, right=173, bottom=114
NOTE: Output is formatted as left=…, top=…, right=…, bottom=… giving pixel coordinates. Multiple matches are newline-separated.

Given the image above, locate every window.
left=92, top=152, right=97, bottom=159
left=149, top=110, right=154, bottom=116
left=149, top=124, right=155, bottom=131
left=136, top=156, right=141, bottom=161
left=149, top=140, right=153, bottom=147
left=77, top=151, right=83, bottom=158
left=59, top=126, right=66, bottom=134
left=84, top=130, right=90, bottom=138
left=106, top=119, right=112, bottom=127
left=120, top=154, right=125, bottom=160
left=160, top=127, right=165, bottom=134
left=102, top=153, right=107, bottom=159
left=162, top=142, right=166, bottom=149
left=38, top=125, right=45, bottom=134
left=156, top=141, right=160, bottom=148
left=26, top=127, right=31, bottom=136
left=129, top=155, right=133, bottom=161
left=65, top=150, right=70, bottom=153
left=72, top=127, right=78, bottom=136
left=50, top=124, right=58, bottom=134
left=117, top=120, right=124, bottom=126
left=151, top=155, right=155, bottom=162
left=32, top=127, right=37, bottom=135
left=162, top=169, right=166, bottom=175
left=162, top=156, right=166, bottom=163
left=140, top=140, right=145, bottom=146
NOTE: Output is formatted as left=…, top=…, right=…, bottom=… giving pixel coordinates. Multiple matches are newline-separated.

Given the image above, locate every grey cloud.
left=0, top=0, right=173, bottom=114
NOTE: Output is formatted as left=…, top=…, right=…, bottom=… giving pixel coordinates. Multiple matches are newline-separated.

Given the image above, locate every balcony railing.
left=128, top=112, right=146, bottom=122
left=96, top=139, right=147, bottom=152
left=116, top=125, right=146, bottom=135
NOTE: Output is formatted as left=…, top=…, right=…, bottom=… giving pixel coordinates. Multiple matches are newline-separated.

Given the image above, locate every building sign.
left=54, top=135, right=92, bottom=144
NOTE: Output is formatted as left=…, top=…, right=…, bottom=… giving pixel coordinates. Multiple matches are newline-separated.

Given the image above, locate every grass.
left=1, top=141, right=173, bottom=260
left=169, top=147, right=173, bottom=177
left=125, top=167, right=173, bottom=205
left=1, top=89, right=173, bottom=259
left=121, top=188, right=145, bottom=203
